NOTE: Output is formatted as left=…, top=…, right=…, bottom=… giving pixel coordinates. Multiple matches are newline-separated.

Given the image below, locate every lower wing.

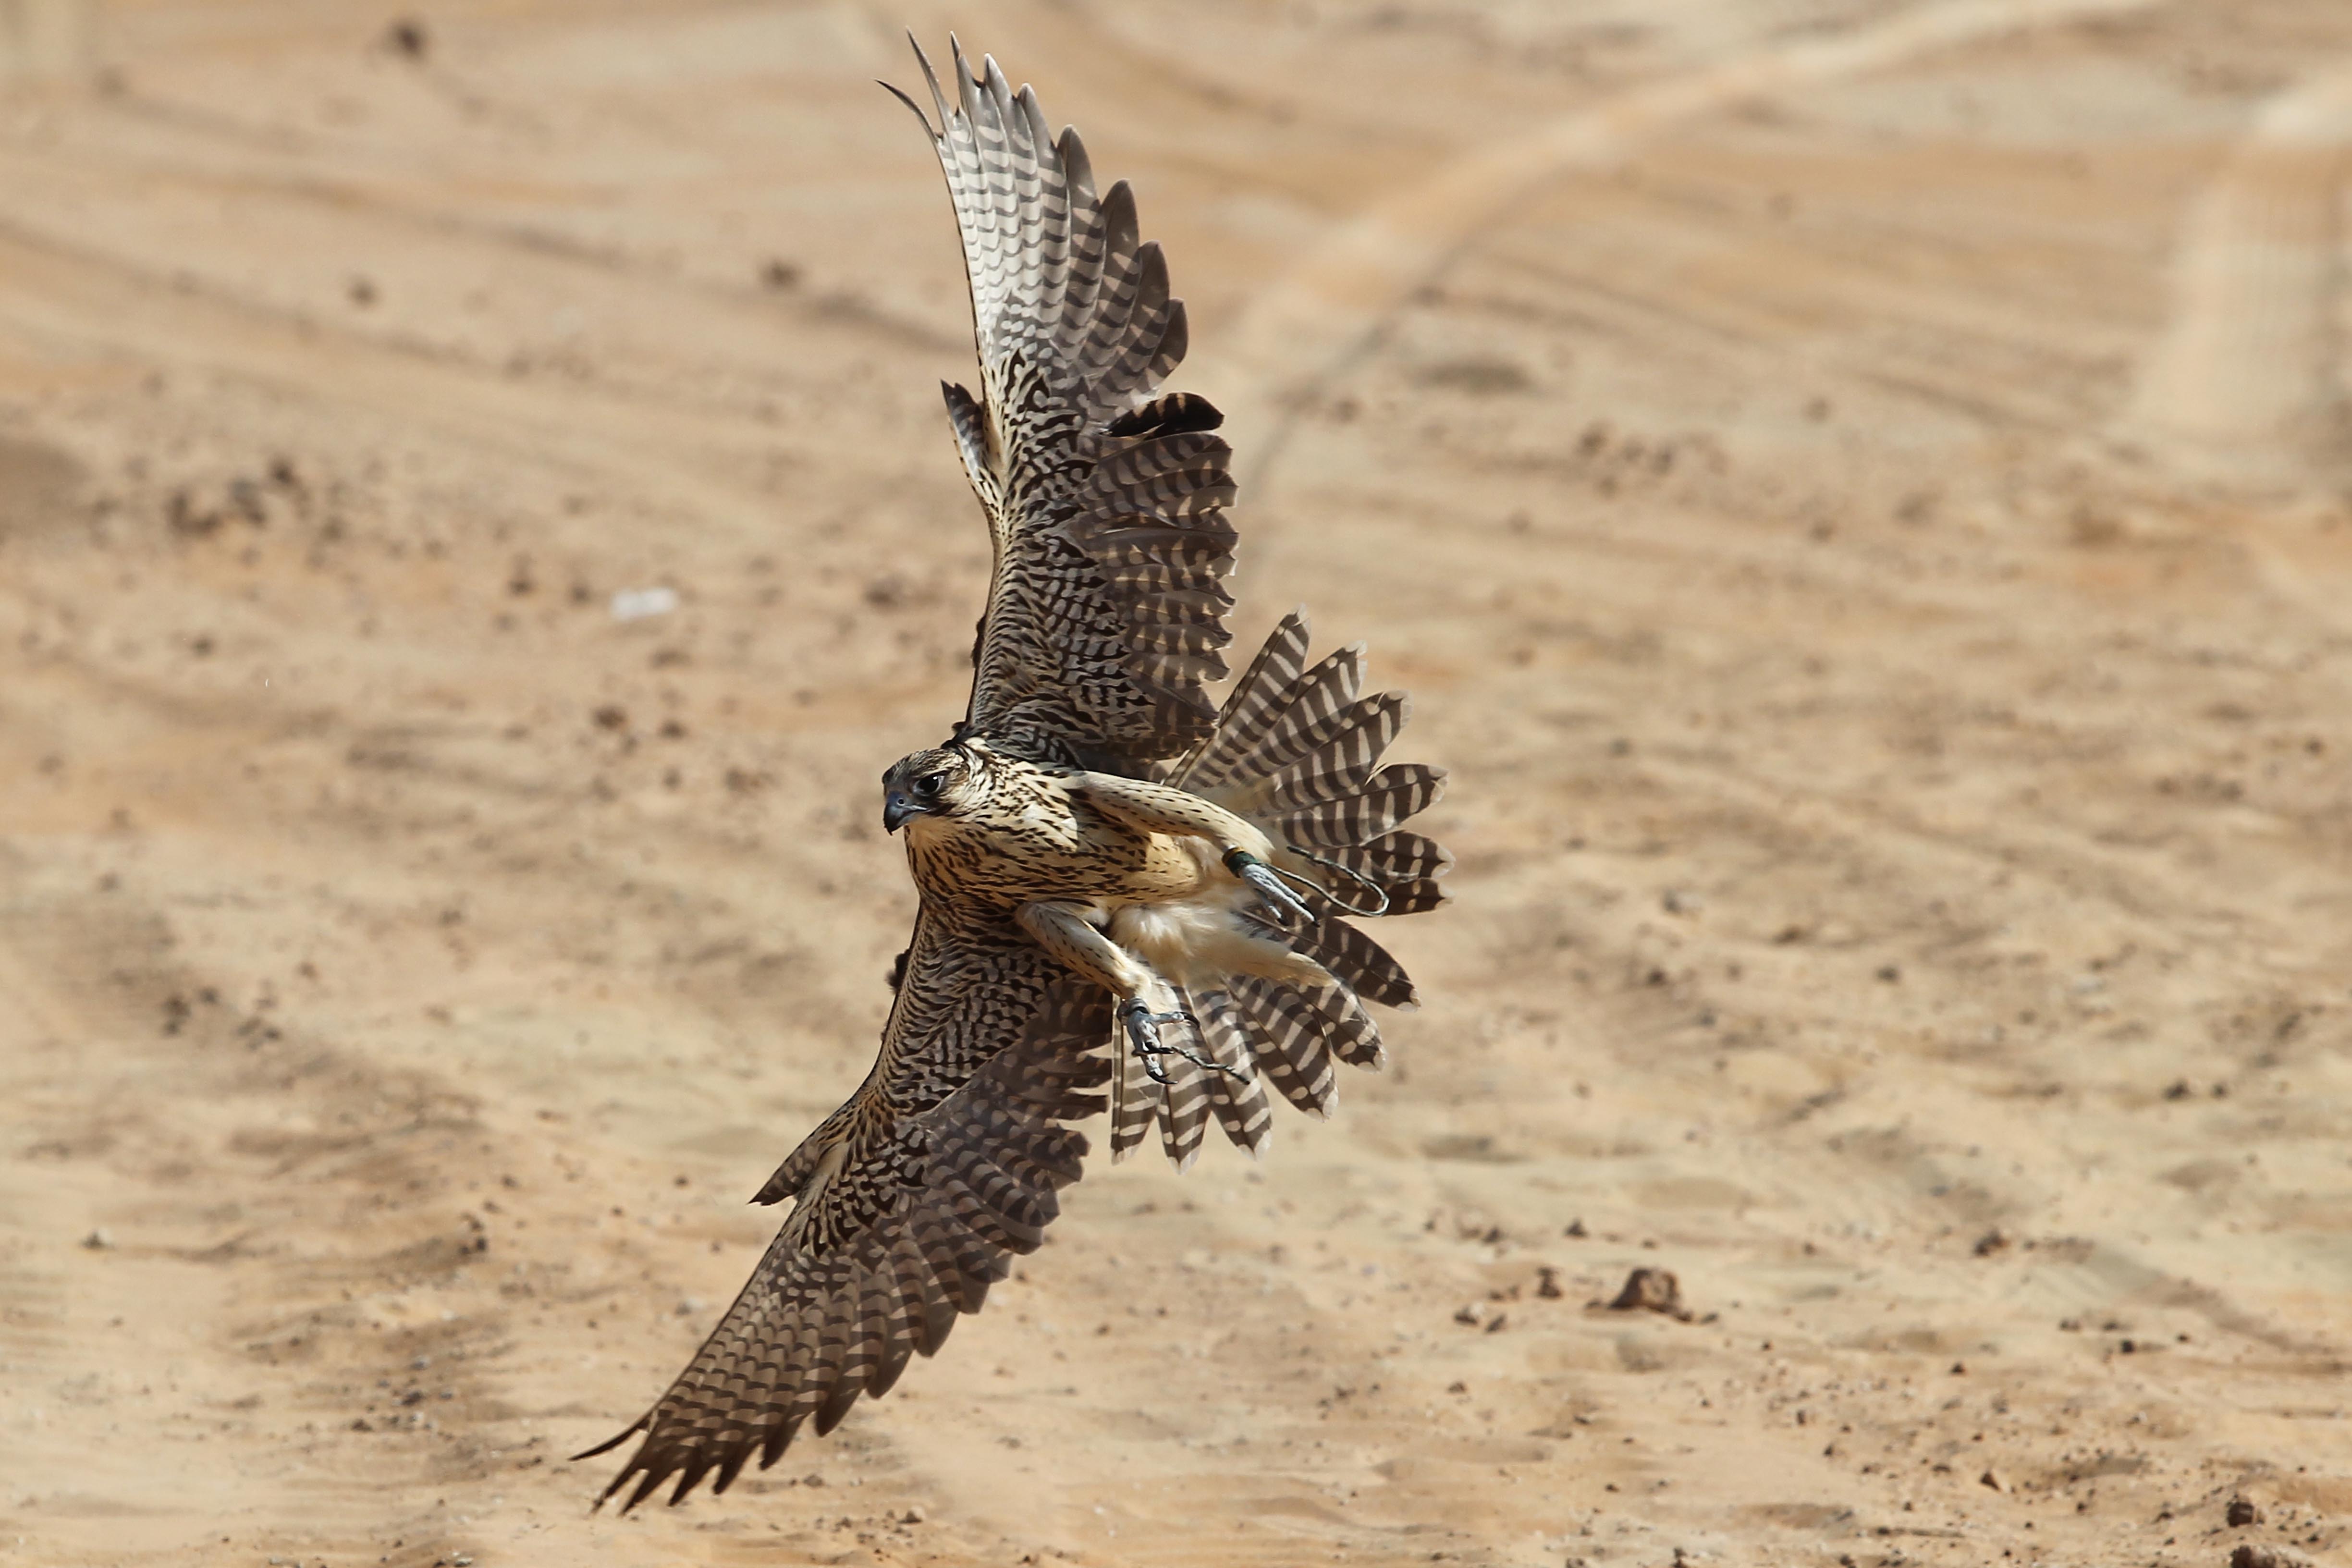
left=578, top=914, right=1110, bottom=1511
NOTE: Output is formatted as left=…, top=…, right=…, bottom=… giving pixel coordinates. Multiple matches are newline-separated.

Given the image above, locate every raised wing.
left=893, top=37, right=1238, bottom=770
left=579, top=909, right=1110, bottom=1511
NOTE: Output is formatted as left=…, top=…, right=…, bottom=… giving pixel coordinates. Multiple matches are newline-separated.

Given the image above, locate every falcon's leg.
left=1070, top=774, right=1317, bottom=929
left=1118, top=999, right=1206, bottom=1086
left=1015, top=900, right=1237, bottom=1085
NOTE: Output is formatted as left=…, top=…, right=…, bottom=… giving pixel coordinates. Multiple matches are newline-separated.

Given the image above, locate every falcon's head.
left=881, top=743, right=987, bottom=833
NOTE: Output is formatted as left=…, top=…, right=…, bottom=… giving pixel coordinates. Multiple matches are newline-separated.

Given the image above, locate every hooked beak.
left=883, top=792, right=919, bottom=834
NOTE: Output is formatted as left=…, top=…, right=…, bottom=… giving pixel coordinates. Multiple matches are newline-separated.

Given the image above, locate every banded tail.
left=1111, top=610, right=1451, bottom=1167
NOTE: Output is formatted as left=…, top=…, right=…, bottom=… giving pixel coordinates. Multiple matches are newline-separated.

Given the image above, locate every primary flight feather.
left=580, top=36, right=1449, bottom=1511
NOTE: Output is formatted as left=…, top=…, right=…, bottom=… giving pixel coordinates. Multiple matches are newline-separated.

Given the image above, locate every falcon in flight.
left=580, top=37, right=1449, bottom=1511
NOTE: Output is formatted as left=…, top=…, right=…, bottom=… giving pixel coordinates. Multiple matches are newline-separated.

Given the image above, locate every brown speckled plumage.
left=582, top=36, right=1447, bottom=1512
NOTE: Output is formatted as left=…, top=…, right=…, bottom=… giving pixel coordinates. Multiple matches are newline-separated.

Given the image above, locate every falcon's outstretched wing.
left=892, top=37, right=1238, bottom=771
left=578, top=909, right=1110, bottom=1511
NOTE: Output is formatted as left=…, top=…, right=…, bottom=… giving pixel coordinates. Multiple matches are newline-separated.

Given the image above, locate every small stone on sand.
left=1605, top=1267, right=1692, bottom=1321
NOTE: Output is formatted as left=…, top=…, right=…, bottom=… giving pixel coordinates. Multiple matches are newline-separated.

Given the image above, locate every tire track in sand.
left=1201, top=0, right=2158, bottom=495
left=2121, top=60, right=2352, bottom=479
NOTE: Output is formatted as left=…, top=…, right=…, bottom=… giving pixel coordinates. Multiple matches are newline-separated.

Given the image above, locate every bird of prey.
left=579, top=37, right=1449, bottom=1511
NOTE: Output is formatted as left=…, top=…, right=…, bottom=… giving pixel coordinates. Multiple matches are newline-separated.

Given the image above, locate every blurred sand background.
left=5, top=2, right=2352, bottom=1565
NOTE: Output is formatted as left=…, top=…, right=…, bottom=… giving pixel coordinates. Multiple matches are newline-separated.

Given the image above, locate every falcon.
left=579, top=37, right=1449, bottom=1511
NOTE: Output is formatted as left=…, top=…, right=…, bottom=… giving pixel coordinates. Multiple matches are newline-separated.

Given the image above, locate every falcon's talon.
left=1225, top=849, right=1319, bottom=929
left=1118, top=1000, right=1239, bottom=1083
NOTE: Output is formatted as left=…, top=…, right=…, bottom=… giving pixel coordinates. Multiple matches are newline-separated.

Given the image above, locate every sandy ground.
left=4, top=2, right=2352, bottom=1565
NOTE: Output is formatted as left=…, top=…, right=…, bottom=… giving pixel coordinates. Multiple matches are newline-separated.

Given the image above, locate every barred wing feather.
left=893, top=36, right=1236, bottom=769
left=579, top=911, right=1110, bottom=1511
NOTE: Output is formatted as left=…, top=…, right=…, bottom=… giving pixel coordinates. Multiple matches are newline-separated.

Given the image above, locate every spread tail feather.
left=1106, top=614, right=1447, bottom=1168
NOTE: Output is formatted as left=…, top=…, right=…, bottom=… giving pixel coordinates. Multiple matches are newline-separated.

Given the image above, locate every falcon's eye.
left=914, top=772, right=946, bottom=798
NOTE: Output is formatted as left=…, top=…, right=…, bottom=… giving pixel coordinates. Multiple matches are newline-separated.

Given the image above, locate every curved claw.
left=1118, top=998, right=1241, bottom=1084
left=1225, top=849, right=1318, bottom=929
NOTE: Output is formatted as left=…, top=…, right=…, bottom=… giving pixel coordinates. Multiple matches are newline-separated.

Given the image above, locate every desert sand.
left=4, top=2, right=2351, bottom=1565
